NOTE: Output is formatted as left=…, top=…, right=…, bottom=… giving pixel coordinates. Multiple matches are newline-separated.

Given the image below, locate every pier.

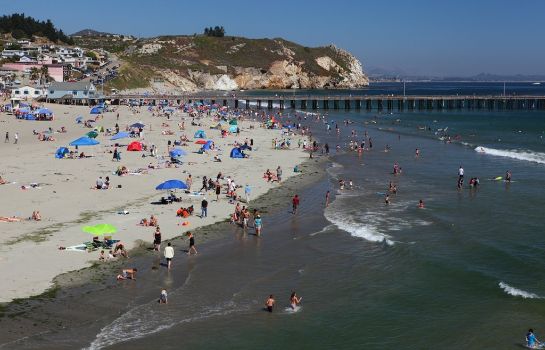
left=106, top=94, right=545, bottom=111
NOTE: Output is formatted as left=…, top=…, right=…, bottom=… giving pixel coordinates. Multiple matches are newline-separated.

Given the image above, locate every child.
left=159, top=289, right=168, bottom=304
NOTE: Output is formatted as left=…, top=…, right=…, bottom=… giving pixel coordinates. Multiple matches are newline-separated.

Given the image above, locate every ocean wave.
left=86, top=301, right=240, bottom=350
left=324, top=207, right=395, bottom=246
left=475, top=146, right=545, bottom=165
left=498, top=282, right=542, bottom=299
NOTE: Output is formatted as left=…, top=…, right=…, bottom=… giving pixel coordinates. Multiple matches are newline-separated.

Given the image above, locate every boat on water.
left=532, top=82, right=541, bottom=85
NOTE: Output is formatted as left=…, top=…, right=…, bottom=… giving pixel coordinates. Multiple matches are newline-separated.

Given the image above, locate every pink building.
left=1, top=63, right=65, bottom=82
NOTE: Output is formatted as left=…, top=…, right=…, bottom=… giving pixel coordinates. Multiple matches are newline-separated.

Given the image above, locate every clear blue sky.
left=2, top=0, right=545, bottom=76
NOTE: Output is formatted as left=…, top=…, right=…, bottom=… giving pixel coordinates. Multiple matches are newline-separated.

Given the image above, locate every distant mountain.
left=439, top=73, right=545, bottom=82
left=71, top=29, right=115, bottom=37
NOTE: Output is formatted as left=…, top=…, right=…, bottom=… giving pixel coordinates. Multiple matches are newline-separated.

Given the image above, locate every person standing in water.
left=254, top=214, right=263, bottom=236
left=292, top=194, right=300, bottom=214
left=290, top=292, right=302, bottom=309
left=505, top=170, right=512, bottom=182
left=325, top=190, right=330, bottom=207
left=164, top=242, right=174, bottom=270
left=526, top=329, right=540, bottom=348
left=187, top=231, right=197, bottom=255
left=265, top=295, right=275, bottom=312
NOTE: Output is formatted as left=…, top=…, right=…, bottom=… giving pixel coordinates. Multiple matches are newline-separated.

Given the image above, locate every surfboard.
left=376, top=192, right=386, bottom=196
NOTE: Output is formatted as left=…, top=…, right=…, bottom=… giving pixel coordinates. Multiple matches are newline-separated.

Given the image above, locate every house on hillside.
left=46, top=81, right=99, bottom=104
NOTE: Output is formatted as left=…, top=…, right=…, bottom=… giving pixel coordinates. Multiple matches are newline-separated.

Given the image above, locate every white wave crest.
left=499, top=282, right=541, bottom=299
left=86, top=301, right=239, bottom=350
left=475, top=146, right=545, bottom=165
left=325, top=208, right=394, bottom=246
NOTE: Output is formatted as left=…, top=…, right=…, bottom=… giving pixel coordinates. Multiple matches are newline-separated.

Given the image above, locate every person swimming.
left=290, top=292, right=302, bottom=309
left=527, top=329, right=540, bottom=348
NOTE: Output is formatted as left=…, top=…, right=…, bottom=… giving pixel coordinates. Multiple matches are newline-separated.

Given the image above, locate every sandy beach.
left=0, top=99, right=309, bottom=302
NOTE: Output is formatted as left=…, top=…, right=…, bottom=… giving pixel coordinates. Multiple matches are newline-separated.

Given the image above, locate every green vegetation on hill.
left=78, top=34, right=364, bottom=90
left=0, top=13, right=74, bottom=44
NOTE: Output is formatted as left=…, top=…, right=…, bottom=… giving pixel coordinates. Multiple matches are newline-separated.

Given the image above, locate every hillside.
left=74, top=35, right=369, bottom=92
left=70, top=29, right=115, bottom=37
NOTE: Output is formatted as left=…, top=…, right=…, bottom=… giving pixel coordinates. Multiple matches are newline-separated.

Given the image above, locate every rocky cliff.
left=76, top=35, right=369, bottom=92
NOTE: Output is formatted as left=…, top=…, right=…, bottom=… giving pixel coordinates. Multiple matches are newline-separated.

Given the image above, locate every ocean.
left=4, top=82, right=545, bottom=349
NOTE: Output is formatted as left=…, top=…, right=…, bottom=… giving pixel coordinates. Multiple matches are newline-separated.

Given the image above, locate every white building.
left=11, top=85, right=47, bottom=99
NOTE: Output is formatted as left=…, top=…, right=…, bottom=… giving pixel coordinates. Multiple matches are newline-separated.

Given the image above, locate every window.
left=83, top=91, right=88, bottom=95
left=49, top=90, right=54, bottom=94
left=23, top=90, right=29, bottom=95
left=34, top=91, right=39, bottom=95
left=73, top=90, right=78, bottom=95
left=14, top=91, right=20, bottom=95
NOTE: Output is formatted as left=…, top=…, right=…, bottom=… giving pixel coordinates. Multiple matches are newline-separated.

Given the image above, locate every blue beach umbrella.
left=110, top=132, right=130, bottom=141
left=155, top=180, right=188, bottom=190
left=69, top=136, right=100, bottom=146
left=90, top=106, right=103, bottom=114
left=169, top=148, right=187, bottom=157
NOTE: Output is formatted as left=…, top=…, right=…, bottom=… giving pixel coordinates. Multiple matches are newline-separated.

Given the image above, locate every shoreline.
left=0, top=145, right=328, bottom=348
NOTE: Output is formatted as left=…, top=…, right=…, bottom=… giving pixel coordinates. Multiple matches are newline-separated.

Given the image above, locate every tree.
left=29, top=67, right=40, bottom=81
left=39, top=65, right=50, bottom=84
left=203, top=26, right=225, bottom=37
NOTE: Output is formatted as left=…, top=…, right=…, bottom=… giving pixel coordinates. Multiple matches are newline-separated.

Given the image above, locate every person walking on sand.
left=164, top=242, right=174, bottom=269
left=187, top=231, right=198, bottom=255
left=201, top=198, right=208, bottom=218
left=244, top=184, right=251, bottom=203
left=276, top=166, right=283, bottom=182
left=14, top=132, right=18, bottom=144
left=265, top=295, right=275, bottom=312
left=4, top=132, right=8, bottom=143
left=186, top=174, right=192, bottom=191
left=292, top=194, right=300, bottom=214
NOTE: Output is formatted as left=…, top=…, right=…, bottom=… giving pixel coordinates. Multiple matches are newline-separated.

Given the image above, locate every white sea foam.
left=86, top=301, right=240, bottom=350
left=476, top=146, right=545, bottom=165
left=325, top=208, right=395, bottom=246
left=499, top=282, right=541, bottom=299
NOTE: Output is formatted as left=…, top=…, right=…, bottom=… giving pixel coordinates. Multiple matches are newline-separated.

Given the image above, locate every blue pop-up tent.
left=169, top=148, right=187, bottom=157
left=35, top=108, right=52, bottom=115
left=230, top=147, right=244, bottom=159
left=130, top=122, right=145, bottom=129
left=194, top=130, right=206, bottom=138
left=69, top=137, right=100, bottom=146
left=55, top=147, right=69, bottom=159
left=203, top=140, right=214, bottom=151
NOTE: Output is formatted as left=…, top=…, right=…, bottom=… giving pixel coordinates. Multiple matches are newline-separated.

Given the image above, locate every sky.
left=2, top=0, right=545, bottom=76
